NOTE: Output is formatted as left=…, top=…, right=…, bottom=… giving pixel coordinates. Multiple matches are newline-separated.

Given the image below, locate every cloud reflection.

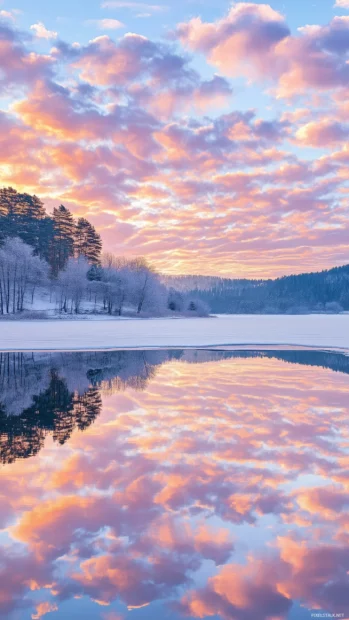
left=0, top=350, right=349, bottom=618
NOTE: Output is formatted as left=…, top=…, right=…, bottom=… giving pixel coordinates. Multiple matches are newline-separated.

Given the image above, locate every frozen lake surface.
left=1, top=314, right=349, bottom=351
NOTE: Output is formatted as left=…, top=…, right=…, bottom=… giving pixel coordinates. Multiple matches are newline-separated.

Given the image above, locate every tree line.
left=174, top=266, right=349, bottom=314
left=0, top=187, right=102, bottom=275
left=0, top=187, right=209, bottom=317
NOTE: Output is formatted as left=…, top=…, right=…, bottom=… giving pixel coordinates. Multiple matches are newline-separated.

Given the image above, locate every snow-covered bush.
left=185, top=297, right=210, bottom=317
left=168, top=288, right=185, bottom=312
left=325, top=301, right=343, bottom=313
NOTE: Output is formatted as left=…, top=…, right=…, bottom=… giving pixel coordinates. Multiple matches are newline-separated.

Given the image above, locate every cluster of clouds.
left=176, top=3, right=349, bottom=98
left=0, top=355, right=349, bottom=618
left=0, top=2, right=348, bottom=275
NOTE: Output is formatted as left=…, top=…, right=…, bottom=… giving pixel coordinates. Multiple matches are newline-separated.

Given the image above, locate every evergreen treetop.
left=0, top=187, right=103, bottom=276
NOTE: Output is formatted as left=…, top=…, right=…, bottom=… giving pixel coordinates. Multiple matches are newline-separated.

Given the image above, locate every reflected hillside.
left=1, top=348, right=349, bottom=464
left=183, top=348, right=349, bottom=375
left=233, top=349, right=349, bottom=375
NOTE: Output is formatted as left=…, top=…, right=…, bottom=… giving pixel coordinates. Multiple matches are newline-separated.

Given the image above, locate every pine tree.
left=0, top=188, right=25, bottom=243
left=50, top=205, right=75, bottom=276
left=75, top=218, right=102, bottom=265
left=0, top=188, right=46, bottom=253
left=14, top=193, right=46, bottom=252
left=0, top=187, right=21, bottom=218
left=87, top=264, right=103, bottom=281
left=0, top=187, right=104, bottom=277
left=38, top=217, right=55, bottom=265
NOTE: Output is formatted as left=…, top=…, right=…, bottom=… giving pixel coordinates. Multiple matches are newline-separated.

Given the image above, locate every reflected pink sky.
left=1, top=354, right=349, bottom=619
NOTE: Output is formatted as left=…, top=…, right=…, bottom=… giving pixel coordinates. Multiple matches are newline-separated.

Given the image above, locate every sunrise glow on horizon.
left=0, top=0, right=348, bottom=277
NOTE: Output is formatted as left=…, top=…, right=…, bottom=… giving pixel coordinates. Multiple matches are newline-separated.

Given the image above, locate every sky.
left=0, top=0, right=349, bottom=277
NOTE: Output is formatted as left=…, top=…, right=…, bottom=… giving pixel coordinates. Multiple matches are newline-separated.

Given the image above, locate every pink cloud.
left=296, top=119, right=349, bottom=147
left=30, top=22, right=58, bottom=40
left=176, top=3, right=290, bottom=79
left=177, top=5, right=349, bottom=99
left=0, top=9, right=16, bottom=21
left=32, top=601, right=58, bottom=619
left=87, top=19, right=125, bottom=30
left=0, top=23, right=53, bottom=90
left=102, top=1, right=167, bottom=12
left=70, top=33, right=179, bottom=87
left=296, top=485, right=349, bottom=516
left=180, top=559, right=292, bottom=620
left=181, top=540, right=349, bottom=619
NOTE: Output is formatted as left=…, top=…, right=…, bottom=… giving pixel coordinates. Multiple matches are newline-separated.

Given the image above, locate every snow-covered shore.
left=1, top=314, right=349, bottom=352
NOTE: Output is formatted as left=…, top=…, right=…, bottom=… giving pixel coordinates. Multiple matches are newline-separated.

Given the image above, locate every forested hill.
left=1, top=186, right=348, bottom=316
left=0, top=187, right=209, bottom=318
left=0, top=187, right=102, bottom=275
left=164, top=265, right=349, bottom=314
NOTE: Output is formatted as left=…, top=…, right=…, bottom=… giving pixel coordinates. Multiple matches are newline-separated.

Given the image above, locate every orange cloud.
left=31, top=601, right=58, bottom=619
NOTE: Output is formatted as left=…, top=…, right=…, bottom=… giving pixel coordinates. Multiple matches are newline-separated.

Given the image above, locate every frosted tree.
left=0, top=238, right=49, bottom=314
left=128, top=258, right=166, bottom=315
left=168, top=288, right=185, bottom=312
left=100, top=264, right=131, bottom=316
left=57, top=257, right=90, bottom=314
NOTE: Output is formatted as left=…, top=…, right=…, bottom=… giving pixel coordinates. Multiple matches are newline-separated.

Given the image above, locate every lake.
left=0, top=349, right=348, bottom=620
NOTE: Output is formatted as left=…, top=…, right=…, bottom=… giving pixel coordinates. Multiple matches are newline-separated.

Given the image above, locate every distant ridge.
left=162, top=264, right=349, bottom=314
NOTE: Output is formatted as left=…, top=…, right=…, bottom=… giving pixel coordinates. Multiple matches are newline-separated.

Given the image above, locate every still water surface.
left=0, top=349, right=348, bottom=620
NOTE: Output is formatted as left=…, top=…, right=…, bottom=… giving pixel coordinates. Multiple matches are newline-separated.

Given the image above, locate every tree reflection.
left=0, top=372, right=102, bottom=463
left=1, top=348, right=349, bottom=464
left=0, top=350, right=169, bottom=463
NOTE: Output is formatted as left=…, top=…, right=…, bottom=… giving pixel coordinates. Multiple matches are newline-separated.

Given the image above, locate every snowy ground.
left=1, top=314, right=349, bottom=352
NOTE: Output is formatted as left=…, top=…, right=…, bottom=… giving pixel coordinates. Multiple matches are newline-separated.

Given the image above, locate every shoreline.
left=0, top=346, right=348, bottom=355
left=1, top=315, right=349, bottom=353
